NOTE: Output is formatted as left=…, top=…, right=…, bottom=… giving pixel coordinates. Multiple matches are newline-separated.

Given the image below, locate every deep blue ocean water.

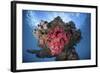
left=22, top=10, right=91, bottom=63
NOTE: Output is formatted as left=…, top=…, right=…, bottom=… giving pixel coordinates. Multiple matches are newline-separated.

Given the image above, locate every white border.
left=16, top=3, right=96, bottom=70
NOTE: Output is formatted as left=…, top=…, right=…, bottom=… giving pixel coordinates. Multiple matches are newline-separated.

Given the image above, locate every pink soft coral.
left=47, top=26, right=71, bottom=56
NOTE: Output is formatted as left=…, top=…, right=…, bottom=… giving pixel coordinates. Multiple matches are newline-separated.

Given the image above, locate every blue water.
left=22, top=10, right=91, bottom=63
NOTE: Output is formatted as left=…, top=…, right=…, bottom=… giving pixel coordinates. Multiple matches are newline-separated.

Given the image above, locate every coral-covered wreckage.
left=27, top=16, right=82, bottom=61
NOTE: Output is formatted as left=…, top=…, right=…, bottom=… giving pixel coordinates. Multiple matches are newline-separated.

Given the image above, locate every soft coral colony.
left=27, top=16, right=82, bottom=61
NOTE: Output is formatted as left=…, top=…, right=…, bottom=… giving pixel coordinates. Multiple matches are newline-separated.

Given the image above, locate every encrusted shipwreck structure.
left=27, top=16, right=82, bottom=61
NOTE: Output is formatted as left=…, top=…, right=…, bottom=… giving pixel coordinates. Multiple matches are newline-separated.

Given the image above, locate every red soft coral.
left=47, top=26, right=71, bottom=56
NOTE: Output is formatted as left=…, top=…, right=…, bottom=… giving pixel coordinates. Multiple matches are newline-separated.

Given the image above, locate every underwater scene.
left=22, top=10, right=91, bottom=63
